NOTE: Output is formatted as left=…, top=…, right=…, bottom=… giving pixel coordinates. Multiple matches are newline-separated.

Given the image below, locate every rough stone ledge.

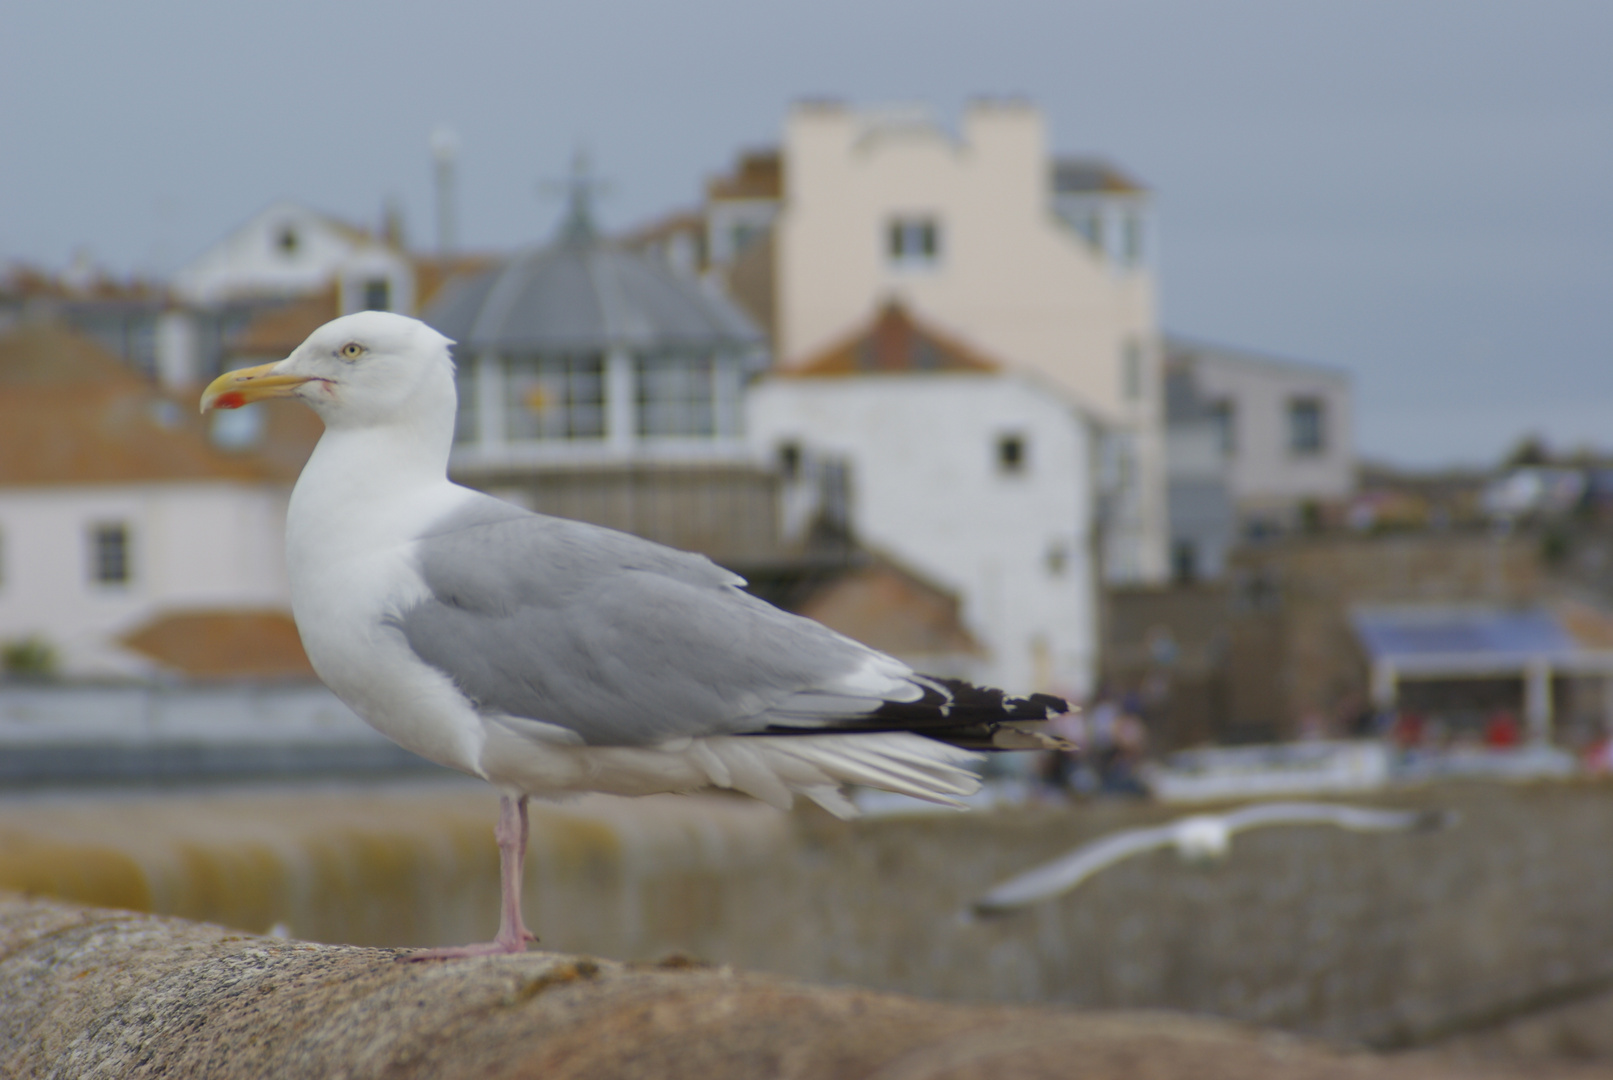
left=0, top=891, right=1516, bottom=1080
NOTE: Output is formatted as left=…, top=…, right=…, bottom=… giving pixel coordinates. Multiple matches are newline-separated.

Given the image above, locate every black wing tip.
left=755, top=677, right=1072, bottom=749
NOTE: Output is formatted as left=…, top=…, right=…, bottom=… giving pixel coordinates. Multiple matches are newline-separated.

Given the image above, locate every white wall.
left=775, top=101, right=1166, bottom=582
left=748, top=372, right=1095, bottom=698
left=0, top=482, right=291, bottom=676
left=173, top=201, right=414, bottom=311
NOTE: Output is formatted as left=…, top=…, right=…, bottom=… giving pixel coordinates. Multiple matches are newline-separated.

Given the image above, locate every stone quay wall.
left=2, top=777, right=1610, bottom=1047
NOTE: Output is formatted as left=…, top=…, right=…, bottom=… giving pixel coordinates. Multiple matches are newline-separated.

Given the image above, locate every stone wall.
left=3, top=778, right=1611, bottom=1047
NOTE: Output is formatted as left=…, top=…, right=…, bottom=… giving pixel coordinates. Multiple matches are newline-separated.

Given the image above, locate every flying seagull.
left=973, top=802, right=1453, bottom=916
left=201, top=311, right=1070, bottom=959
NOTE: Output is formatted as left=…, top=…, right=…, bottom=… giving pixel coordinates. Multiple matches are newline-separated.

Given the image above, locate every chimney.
left=431, top=126, right=459, bottom=255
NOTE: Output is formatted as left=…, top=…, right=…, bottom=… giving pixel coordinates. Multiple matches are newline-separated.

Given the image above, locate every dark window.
left=1289, top=397, right=1325, bottom=455
left=887, top=216, right=940, bottom=265
left=997, top=434, right=1026, bottom=474
left=1210, top=400, right=1236, bottom=455
left=93, top=523, right=130, bottom=584
left=778, top=441, right=802, bottom=480
left=1172, top=540, right=1198, bottom=584
left=1122, top=214, right=1144, bottom=266
left=276, top=226, right=299, bottom=256
left=363, top=278, right=391, bottom=311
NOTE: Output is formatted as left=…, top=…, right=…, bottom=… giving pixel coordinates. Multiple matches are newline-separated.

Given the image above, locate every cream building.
left=772, top=101, right=1167, bottom=582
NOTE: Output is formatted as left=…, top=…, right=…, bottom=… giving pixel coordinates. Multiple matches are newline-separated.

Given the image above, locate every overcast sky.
left=2, top=1, right=1608, bottom=468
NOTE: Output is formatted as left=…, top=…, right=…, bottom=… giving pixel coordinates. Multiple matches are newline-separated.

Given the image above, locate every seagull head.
left=1171, top=814, right=1232, bottom=864
left=200, top=312, right=456, bottom=431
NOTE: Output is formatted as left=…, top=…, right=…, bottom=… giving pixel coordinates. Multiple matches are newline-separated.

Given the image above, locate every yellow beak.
left=199, top=362, right=315, bottom=413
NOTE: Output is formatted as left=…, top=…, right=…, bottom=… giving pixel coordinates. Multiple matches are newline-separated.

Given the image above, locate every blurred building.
left=629, top=101, right=1167, bottom=587
left=748, top=301, right=1097, bottom=695
left=0, top=322, right=307, bottom=679
left=1164, top=339, right=1354, bottom=539
left=422, top=186, right=778, bottom=563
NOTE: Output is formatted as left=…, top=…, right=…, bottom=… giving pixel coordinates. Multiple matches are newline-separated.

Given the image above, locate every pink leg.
left=405, top=794, right=538, bottom=961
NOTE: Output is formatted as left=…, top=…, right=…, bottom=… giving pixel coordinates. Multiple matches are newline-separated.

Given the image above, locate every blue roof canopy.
left=1352, top=606, right=1577, bottom=665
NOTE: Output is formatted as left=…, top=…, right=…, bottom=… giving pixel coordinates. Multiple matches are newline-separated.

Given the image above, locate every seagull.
left=201, top=311, right=1070, bottom=959
left=972, top=802, right=1454, bottom=916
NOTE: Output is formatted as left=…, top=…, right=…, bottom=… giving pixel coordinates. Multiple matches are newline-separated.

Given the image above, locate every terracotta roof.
left=795, top=557, right=982, bottom=659
left=707, top=150, right=782, bottom=201
left=0, top=322, right=290, bottom=486
left=120, top=609, right=316, bottom=680
left=1051, top=158, right=1146, bottom=195
left=787, top=301, right=1000, bottom=376
left=225, top=290, right=339, bottom=360
left=1556, top=600, right=1613, bottom=649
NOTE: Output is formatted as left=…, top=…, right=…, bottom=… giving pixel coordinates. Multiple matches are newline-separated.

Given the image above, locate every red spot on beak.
left=215, top=391, right=247, bottom=410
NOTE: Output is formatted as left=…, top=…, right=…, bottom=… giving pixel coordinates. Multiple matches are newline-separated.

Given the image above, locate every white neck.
left=287, top=372, right=471, bottom=563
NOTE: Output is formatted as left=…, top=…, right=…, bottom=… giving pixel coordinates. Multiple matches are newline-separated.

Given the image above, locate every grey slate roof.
left=424, top=236, right=763, bottom=354
left=1050, top=158, right=1146, bottom=195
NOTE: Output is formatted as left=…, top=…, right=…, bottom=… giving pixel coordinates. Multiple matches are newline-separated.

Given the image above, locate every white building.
left=172, top=200, right=416, bottom=315
left=772, top=100, right=1167, bottom=584
left=747, top=302, right=1097, bottom=697
left=0, top=322, right=301, bottom=679
left=1165, top=338, right=1354, bottom=534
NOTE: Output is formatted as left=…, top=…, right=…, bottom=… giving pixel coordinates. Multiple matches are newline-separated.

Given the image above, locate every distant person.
left=1484, top=709, right=1521, bottom=749
left=1390, top=711, right=1426, bottom=749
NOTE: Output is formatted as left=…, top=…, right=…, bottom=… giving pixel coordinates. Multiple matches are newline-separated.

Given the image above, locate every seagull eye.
left=339, top=342, right=365, bottom=360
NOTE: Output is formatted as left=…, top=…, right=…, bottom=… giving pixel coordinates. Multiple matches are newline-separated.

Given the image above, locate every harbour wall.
left=2, top=777, right=1611, bottom=1046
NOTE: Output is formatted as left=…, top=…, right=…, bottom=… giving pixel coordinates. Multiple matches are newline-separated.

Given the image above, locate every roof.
left=707, top=150, right=782, bottom=201
left=1350, top=604, right=1613, bottom=675
left=794, top=557, right=983, bottom=660
left=423, top=232, right=762, bottom=354
left=119, top=609, right=316, bottom=680
left=787, top=301, right=1001, bottom=377
left=1165, top=336, right=1351, bottom=383
left=226, top=290, right=339, bottom=359
left=0, top=321, right=291, bottom=486
left=1051, top=158, right=1146, bottom=195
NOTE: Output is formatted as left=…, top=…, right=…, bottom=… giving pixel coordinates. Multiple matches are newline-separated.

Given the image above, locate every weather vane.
left=540, top=146, right=610, bottom=242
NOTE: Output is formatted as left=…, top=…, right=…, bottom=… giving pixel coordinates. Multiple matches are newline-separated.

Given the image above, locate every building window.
left=1122, top=340, right=1145, bottom=401
left=778, top=441, right=802, bottom=481
left=887, top=216, right=940, bottom=267
left=1172, top=540, right=1199, bottom=585
left=363, top=278, right=391, bottom=311
left=505, top=354, right=605, bottom=441
left=636, top=354, right=717, bottom=437
left=92, top=523, right=130, bottom=585
left=1289, top=397, right=1325, bottom=455
left=276, top=226, right=299, bottom=257
left=1210, top=400, right=1236, bottom=455
left=1121, top=213, right=1144, bottom=267
left=997, top=433, right=1027, bottom=474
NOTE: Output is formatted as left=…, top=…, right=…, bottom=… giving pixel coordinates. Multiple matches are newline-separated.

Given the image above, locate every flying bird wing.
left=1221, top=802, right=1449, bottom=836
left=973, top=823, right=1180, bottom=915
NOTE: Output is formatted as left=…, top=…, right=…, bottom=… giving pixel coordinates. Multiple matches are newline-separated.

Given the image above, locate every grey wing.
left=394, top=502, right=914, bottom=746
left=973, top=824, right=1179, bottom=915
